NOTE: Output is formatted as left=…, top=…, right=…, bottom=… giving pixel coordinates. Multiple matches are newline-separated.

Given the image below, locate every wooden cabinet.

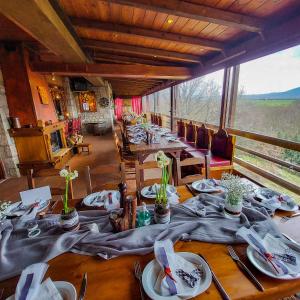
left=9, top=121, right=72, bottom=173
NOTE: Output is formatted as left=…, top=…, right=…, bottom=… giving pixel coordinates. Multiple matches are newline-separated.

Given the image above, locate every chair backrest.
left=84, top=163, right=126, bottom=194
left=135, top=160, right=172, bottom=193
left=176, top=157, right=208, bottom=185
left=27, top=166, right=74, bottom=199
left=196, top=124, right=212, bottom=149
left=151, top=113, right=154, bottom=123
left=186, top=121, right=195, bottom=142
left=157, top=115, right=162, bottom=126
left=177, top=120, right=185, bottom=138
left=211, top=129, right=236, bottom=162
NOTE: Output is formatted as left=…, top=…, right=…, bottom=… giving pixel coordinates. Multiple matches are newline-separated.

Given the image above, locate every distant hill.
left=242, top=87, right=300, bottom=100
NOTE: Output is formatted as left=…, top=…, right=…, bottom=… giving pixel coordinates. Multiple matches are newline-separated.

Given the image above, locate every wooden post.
left=219, top=67, right=231, bottom=130
left=170, top=86, right=175, bottom=131
left=227, top=65, right=240, bottom=128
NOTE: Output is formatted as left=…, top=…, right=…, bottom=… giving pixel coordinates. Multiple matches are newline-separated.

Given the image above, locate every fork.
left=227, top=246, right=264, bottom=291
left=134, top=261, right=145, bottom=300
left=281, top=212, right=300, bottom=223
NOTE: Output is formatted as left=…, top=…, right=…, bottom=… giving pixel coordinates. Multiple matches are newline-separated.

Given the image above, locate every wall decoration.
left=79, top=91, right=97, bottom=112
left=99, top=97, right=110, bottom=108
left=37, top=86, right=49, bottom=105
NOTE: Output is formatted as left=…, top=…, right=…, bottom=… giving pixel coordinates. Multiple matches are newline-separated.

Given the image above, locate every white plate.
left=141, top=185, right=177, bottom=199
left=6, top=281, right=77, bottom=300
left=4, top=200, right=50, bottom=217
left=255, top=188, right=298, bottom=212
left=247, top=245, right=300, bottom=280
left=83, top=190, right=120, bottom=207
left=142, top=252, right=212, bottom=300
left=191, top=180, right=223, bottom=193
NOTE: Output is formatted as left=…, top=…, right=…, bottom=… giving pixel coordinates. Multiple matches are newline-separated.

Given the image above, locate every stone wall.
left=80, top=82, right=114, bottom=133
left=0, top=69, right=19, bottom=177
left=63, top=77, right=79, bottom=119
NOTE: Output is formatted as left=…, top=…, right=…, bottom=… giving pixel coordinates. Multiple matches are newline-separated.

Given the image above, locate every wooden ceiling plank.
left=90, top=51, right=183, bottom=66
left=82, top=39, right=201, bottom=63
left=71, top=17, right=224, bottom=50
left=105, top=0, right=263, bottom=32
left=30, top=61, right=191, bottom=79
left=0, top=0, right=104, bottom=86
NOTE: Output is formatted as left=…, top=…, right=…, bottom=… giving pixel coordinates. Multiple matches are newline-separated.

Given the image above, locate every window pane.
left=175, top=70, right=224, bottom=125
left=157, top=88, right=170, bottom=116
left=228, top=45, right=300, bottom=142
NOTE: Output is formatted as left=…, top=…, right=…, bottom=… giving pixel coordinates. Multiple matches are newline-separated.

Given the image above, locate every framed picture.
left=37, top=86, right=49, bottom=105
left=79, top=91, right=97, bottom=112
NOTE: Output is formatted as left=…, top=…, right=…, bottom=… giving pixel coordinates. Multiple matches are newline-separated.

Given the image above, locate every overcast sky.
left=205, top=45, right=300, bottom=95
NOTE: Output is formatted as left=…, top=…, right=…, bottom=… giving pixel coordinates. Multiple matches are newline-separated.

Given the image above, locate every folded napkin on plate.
left=15, top=204, right=39, bottom=229
left=15, top=263, right=48, bottom=300
left=154, top=240, right=203, bottom=298
left=103, top=191, right=120, bottom=211
left=237, top=227, right=300, bottom=276
left=195, top=181, right=219, bottom=192
left=146, top=184, right=175, bottom=197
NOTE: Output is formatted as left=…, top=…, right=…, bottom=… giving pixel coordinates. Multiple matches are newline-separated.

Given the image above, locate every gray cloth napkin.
left=0, top=193, right=280, bottom=281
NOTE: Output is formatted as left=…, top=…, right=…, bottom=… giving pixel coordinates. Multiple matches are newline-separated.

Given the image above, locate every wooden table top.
left=1, top=186, right=300, bottom=300
left=129, top=137, right=187, bottom=154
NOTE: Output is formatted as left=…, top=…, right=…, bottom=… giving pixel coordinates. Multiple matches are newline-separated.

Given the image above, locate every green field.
left=247, top=99, right=298, bottom=107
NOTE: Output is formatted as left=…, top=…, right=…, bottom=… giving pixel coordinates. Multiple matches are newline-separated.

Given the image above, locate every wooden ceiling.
left=1, top=0, right=300, bottom=97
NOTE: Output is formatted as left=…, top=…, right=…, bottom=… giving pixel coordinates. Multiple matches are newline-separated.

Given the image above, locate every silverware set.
left=134, top=261, right=145, bottom=300
left=227, top=246, right=264, bottom=292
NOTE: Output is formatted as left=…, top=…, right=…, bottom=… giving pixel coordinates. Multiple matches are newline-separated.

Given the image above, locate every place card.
left=20, top=186, right=52, bottom=206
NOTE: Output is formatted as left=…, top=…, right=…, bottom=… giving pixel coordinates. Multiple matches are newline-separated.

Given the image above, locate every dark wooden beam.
left=82, top=39, right=201, bottom=63
left=30, top=61, right=192, bottom=79
left=106, top=0, right=262, bottom=32
left=71, top=17, right=224, bottom=51
left=91, top=51, right=181, bottom=66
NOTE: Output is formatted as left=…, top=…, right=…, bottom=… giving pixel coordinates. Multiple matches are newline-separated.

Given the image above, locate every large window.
left=156, top=88, right=171, bottom=116
left=228, top=45, right=300, bottom=143
left=175, top=70, right=224, bottom=125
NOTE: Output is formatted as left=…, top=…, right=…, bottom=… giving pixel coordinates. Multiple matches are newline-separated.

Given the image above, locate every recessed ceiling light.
left=167, top=19, right=174, bottom=24
left=154, top=55, right=157, bottom=58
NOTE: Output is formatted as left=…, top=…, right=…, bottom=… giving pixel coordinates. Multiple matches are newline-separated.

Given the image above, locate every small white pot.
left=60, top=209, right=80, bottom=231
left=224, top=197, right=243, bottom=218
left=154, top=204, right=171, bottom=224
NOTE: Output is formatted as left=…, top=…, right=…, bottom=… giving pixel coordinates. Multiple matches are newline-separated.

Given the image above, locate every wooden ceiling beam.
left=71, top=17, right=224, bottom=51
left=82, top=39, right=201, bottom=63
left=30, top=61, right=192, bottom=79
left=106, top=0, right=262, bottom=32
left=0, top=0, right=104, bottom=86
left=91, top=51, right=181, bottom=66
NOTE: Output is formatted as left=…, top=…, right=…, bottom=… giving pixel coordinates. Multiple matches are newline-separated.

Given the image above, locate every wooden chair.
left=157, top=115, right=162, bottom=126
left=177, top=119, right=185, bottom=138
left=196, top=124, right=212, bottom=150
left=185, top=121, right=196, bottom=143
left=27, top=166, right=74, bottom=199
left=175, top=156, right=209, bottom=186
left=84, top=163, right=126, bottom=194
left=135, top=160, right=172, bottom=201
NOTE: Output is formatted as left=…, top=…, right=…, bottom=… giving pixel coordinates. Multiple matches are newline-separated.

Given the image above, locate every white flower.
left=155, top=151, right=170, bottom=168
left=59, top=169, right=68, bottom=177
left=69, top=170, right=78, bottom=180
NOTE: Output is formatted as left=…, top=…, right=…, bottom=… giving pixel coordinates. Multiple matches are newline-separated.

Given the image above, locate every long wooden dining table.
left=1, top=186, right=300, bottom=300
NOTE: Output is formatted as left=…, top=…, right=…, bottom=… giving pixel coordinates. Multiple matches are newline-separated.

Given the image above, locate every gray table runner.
left=0, top=193, right=281, bottom=281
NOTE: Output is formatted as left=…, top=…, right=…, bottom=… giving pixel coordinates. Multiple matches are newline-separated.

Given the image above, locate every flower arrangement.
left=154, top=151, right=171, bottom=208
left=59, top=168, right=78, bottom=214
left=0, top=200, right=11, bottom=220
left=221, top=173, right=252, bottom=206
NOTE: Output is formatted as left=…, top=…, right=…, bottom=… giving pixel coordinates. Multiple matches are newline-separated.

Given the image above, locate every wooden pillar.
left=0, top=44, right=37, bottom=126
left=170, top=86, right=175, bottom=131
left=219, top=67, right=231, bottom=130
left=227, top=65, right=240, bottom=128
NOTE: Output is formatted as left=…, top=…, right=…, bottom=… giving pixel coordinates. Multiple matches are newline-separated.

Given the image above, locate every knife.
left=198, top=254, right=231, bottom=300
left=78, top=272, right=87, bottom=300
left=185, top=184, right=197, bottom=197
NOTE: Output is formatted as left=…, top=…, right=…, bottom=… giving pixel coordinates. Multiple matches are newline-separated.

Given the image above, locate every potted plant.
left=221, top=173, right=252, bottom=218
left=154, top=151, right=172, bottom=224
left=59, top=168, right=79, bottom=231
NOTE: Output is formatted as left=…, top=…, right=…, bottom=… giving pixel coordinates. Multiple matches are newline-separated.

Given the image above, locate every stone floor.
left=0, top=133, right=121, bottom=202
